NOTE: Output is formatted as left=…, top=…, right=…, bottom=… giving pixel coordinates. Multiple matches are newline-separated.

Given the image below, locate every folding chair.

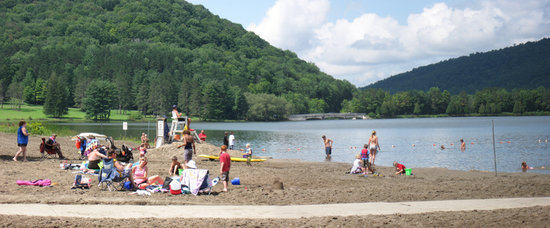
left=98, top=158, right=129, bottom=191
left=40, top=138, right=58, bottom=159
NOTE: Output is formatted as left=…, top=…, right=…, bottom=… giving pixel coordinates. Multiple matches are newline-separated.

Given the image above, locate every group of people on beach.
left=13, top=120, right=66, bottom=161
left=345, top=130, right=384, bottom=175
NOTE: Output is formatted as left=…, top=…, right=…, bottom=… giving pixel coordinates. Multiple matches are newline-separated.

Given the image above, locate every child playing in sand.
left=244, top=143, right=252, bottom=167
left=350, top=154, right=364, bottom=174
left=169, top=156, right=184, bottom=176
left=393, top=161, right=406, bottom=175
left=219, top=145, right=231, bottom=192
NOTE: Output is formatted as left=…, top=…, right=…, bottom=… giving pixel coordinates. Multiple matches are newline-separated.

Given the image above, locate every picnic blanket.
left=180, top=169, right=209, bottom=195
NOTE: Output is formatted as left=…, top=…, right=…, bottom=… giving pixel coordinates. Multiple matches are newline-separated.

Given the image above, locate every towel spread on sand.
left=180, top=169, right=208, bottom=195
left=16, top=179, right=51, bottom=187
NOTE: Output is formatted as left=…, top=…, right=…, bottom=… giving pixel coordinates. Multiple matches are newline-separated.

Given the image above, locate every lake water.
left=47, top=116, right=550, bottom=174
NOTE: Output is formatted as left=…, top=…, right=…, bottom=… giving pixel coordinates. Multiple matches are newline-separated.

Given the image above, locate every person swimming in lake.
left=522, top=161, right=546, bottom=172
left=460, top=139, right=466, bottom=151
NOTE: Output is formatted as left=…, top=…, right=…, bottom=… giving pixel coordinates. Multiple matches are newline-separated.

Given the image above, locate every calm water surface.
left=48, top=116, right=550, bottom=173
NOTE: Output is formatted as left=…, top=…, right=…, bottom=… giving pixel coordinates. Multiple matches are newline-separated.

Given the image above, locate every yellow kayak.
left=199, top=154, right=266, bottom=162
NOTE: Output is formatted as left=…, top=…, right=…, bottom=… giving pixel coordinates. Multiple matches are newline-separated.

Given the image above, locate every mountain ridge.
left=363, top=37, right=550, bottom=93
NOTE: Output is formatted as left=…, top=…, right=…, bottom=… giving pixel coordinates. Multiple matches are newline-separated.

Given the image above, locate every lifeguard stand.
left=169, top=116, right=188, bottom=142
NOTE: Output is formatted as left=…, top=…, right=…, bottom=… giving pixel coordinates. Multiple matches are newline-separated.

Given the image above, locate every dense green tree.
left=245, top=93, right=288, bottom=121
left=308, top=98, right=328, bottom=113
left=232, top=88, right=249, bottom=120
left=283, top=92, right=309, bottom=114
left=82, top=80, right=118, bottom=121
left=43, top=73, right=70, bottom=117
left=0, top=78, right=7, bottom=108
left=22, top=71, right=35, bottom=104
left=201, top=81, right=232, bottom=120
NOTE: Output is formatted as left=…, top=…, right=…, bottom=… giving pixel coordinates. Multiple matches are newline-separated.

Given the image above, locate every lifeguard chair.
left=169, top=116, right=188, bottom=142
left=167, top=116, right=202, bottom=144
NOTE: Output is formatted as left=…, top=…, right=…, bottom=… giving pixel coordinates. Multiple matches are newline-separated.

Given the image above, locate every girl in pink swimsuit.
left=132, top=157, right=164, bottom=187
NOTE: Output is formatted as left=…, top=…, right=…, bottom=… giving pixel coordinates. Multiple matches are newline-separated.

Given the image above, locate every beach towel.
left=16, top=179, right=51, bottom=187
left=180, top=169, right=209, bottom=195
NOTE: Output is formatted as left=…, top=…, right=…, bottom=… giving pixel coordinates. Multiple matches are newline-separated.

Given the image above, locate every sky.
left=187, top=0, right=550, bottom=87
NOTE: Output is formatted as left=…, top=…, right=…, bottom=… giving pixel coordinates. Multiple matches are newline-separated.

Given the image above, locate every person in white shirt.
left=172, top=105, right=181, bottom=119
left=228, top=132, right=235, bottom=150
left=350, top=154, right=364, bottom=174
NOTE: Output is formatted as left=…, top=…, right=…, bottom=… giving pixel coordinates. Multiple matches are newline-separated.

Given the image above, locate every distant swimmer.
left=522, top=161, right=546, bottom=172
left=460, top=139, right=466, bottom=152
left=322, top=135, right=333, bottom=159
left=440, top=145, right=446, bottom=150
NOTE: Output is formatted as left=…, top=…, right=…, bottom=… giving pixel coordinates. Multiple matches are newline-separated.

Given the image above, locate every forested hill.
left=0, top=0, right=355, bottom=120
left=364, top=38, right=550, bottom=94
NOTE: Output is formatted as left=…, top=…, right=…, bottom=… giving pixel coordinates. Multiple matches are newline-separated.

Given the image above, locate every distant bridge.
left=288, top=113, right=367, bottom=121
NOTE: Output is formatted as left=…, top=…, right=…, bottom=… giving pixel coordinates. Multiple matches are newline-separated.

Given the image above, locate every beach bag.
left=169, top=180, right=181, bottom=195
left=123, top=181, right=133, bottom=190
left=72, top=175, right=90, bottom=189
left=162, top=177, right=173, bottom=190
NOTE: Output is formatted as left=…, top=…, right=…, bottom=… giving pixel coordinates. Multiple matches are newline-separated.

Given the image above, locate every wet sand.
left=1, top=132, right=549, bottom=226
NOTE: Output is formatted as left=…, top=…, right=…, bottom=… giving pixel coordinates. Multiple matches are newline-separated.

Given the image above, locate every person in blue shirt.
left=13, top=120, right=29, bottom=162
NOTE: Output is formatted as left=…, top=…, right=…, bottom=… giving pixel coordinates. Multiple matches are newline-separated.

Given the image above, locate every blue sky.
left=188, top=0, right=550, bottom=86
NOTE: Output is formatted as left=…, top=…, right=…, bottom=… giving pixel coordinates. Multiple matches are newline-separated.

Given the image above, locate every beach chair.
left=40, top=138, right=58, bottom=159
left=98, top=158, right=129, bottom=191
left=204, top=175, right=219, bottom=195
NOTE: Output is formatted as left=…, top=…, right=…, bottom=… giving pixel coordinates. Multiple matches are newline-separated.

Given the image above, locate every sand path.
left=1, top=197, right=549, bottom=219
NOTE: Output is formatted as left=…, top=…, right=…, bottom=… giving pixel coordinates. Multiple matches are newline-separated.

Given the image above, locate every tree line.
left=342, top=87, right=550, bottom=117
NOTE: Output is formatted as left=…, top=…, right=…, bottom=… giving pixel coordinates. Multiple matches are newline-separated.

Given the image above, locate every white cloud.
left=247, top=0, right=330, bottom=52
left=249, top=0, right=550, bottom=86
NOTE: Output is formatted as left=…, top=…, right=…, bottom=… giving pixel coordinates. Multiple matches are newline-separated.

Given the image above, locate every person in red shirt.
left=393, top=161, right=406, bottom=175
left=198, top=130, right=207, bottom=142
left=219, top=145, right=231, bottom=192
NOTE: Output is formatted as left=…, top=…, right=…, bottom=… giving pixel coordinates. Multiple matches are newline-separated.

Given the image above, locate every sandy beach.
left=1, top=132, right=549, bottom=227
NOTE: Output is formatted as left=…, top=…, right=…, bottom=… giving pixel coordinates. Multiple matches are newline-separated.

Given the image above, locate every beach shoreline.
left=1, top=132, right=550, bottom=226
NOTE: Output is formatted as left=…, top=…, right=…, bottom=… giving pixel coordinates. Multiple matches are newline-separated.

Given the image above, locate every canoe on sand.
left=198, top=154, right=267, bottom=162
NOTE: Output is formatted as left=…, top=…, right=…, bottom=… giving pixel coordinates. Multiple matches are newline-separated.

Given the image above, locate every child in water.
left=522, top=161, right=546, bottom=172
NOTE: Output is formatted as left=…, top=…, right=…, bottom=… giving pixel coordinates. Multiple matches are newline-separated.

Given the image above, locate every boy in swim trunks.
left=322, top=135, right=333, bottom=159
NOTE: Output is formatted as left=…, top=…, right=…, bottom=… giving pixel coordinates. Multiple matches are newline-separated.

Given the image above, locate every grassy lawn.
left=0, top=104, right=149, bottom=122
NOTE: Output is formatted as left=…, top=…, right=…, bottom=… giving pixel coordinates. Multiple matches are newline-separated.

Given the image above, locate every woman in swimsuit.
left=177, top=130, right=195, bottom=164
left=368, top=131, right=380, bottom=166
left=132, top=156, right=164, bottom=188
